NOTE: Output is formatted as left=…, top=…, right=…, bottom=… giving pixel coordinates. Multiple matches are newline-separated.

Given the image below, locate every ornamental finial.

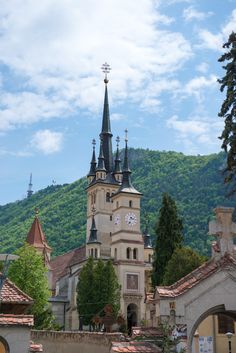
left=35, top=207, right=39, bottom=217
left=91, top=206, right=96, bottom=215
left=92, top=138, right=96, bottom=148
left=101, top=62, right=111, bottom=84
left=116, top=136, right=120, bottom=148
left=125, top=129, right=128, bottom=143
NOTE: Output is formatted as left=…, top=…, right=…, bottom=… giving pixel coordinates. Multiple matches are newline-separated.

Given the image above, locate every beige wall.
left=0, top=326, right=31, bottom=353
left=193, top=315, right=236, bottom=353
left=31, top=330, right=122, bottom=353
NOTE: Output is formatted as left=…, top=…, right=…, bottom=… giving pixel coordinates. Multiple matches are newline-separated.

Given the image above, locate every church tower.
left=111, top=132, right=146, bottom=327
left=86, top=63, right=120, bottom=258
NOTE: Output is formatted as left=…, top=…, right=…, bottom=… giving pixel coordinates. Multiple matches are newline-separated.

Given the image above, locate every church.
left=26, top=65, right=154, bottom=330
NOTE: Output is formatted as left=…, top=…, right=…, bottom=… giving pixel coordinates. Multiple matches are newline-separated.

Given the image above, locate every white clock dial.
left=125, top=212, right=137, bottom=226
left=114, top=214, right=120, bottom=225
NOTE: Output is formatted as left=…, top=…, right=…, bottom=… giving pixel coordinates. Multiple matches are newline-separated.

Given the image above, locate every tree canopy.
left=218, top=32, right=236, bottom=193
left=77, top=258, right=120, bottom=326
left=152, top=193, right=183, bottom=286
left=162, top=247, right=205, bottom=285
left=8, top=243, right=53, bottom=329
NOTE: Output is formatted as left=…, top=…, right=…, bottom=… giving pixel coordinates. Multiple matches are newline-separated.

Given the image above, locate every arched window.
left=129, top=200, right=133, bottom=208
left=95, top=248, right=98, bottom=259
left=0, top=337, right=9, bottom=353
left=106, top=192, right=110, bottom=202
left=91, top=248, right=94, bottom=257
left=133, top=248, right=138, bottom=260
left=114, top=248, right=117, bottom=260
left=116, top=201, right=119, bottom=208
left=127, top=247, right=131, bottom=259
left=148, top=254, right=152, bottom=263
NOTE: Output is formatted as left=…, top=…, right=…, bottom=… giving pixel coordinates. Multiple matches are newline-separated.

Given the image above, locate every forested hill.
left=0, top=149, right=234, bottom=257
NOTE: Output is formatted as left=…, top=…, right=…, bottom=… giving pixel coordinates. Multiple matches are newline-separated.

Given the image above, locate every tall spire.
left=27, top=173, right=33, bottom=198
left=87, top=139, right=97, bottom=180
left=118, top=130, right=141, bottom=194
left=114, top=136, right=122, bottom=174
left=100, top=62, right=113, bottom=172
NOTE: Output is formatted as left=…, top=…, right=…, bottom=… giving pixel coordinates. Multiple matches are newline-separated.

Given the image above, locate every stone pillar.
left=209, top=207, right=236, bottom=257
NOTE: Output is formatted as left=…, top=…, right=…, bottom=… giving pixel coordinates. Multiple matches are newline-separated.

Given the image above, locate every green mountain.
left=0, top=149, right=233, bottom=257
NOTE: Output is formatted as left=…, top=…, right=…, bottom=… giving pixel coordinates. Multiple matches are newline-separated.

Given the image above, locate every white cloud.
left=166, top=115, right=223, bottom=153
left=31, top=129, right=63, bottom=154
left=180, top=75, right=217, bottom=102
left=0, top=0, right=192, bottom=131
left=195, top=62, right=209, bottom=74
left=110, top=113, right=126, bottom=121
left=183, top=6, right=213, bottom=22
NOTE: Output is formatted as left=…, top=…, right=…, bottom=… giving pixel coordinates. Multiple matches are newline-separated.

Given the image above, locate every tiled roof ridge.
left=1, top=276, right=33, bottom=303
left=0, top=314, right=34, bottom=327
left=156, top=252, right=236, bottom=298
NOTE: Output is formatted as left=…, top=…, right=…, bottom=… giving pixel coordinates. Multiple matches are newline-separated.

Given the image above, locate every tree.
left=162, top=247, right=205, bottom=285
left=152, top=193, right=183, bottom=286
left=77, top=258, right=120, bottom=327
left=8, top=243, right=52, bottom=329
left=218, top=32, right=236, bottom=193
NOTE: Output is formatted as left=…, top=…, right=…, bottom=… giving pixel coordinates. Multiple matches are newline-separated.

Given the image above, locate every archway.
left=127, top=303, right=138, bottom=335
left=0, top=337, right=9, bottom=353
left=188, top=305, right=236, bottom=353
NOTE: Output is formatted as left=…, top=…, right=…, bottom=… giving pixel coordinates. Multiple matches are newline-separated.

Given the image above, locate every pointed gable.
left=26, top=210, right=51, bottom=252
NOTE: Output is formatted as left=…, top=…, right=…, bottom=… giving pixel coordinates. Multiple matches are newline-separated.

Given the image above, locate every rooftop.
left=0, top=276, right=33, bottom=304
left=0, top=314, right=33, bottom=326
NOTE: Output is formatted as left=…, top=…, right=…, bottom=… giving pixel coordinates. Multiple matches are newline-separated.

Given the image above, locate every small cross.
left=125, top=129, right=128, bottom=142
left=116, top=136, right=120, bottom=148
left=101, top=62, right=111, bottom=83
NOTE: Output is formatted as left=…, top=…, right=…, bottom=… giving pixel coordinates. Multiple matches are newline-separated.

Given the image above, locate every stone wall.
left=0, top=326, right=31, bottom=353
left=31, top=330, right=122, bottom=353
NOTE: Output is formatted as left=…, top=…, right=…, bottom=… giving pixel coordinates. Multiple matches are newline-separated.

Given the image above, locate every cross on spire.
left=116, top=136, right=120, bottom=148
left=125, top=129, right=128, bottom=143
left=101, top=62, right=111, bottom=84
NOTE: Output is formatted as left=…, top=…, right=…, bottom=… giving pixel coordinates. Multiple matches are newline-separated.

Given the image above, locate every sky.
left=0, top=0, right=235, bottom=205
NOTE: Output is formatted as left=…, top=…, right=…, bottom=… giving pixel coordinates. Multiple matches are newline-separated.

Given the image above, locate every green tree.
left=152, top=193, right=183, bottom=286
left=77, top=258, right=120, bottom=326
left=218, top=32, right=236, bottom=192
left=8, top=243, right=52, bottom=329
left=162, top=247, right=205, bottom=285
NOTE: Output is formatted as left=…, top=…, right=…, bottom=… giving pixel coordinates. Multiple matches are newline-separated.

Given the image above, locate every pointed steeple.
left=26, top=208, right=52, bottom=258
left=118, top=130, right=141, bottom=194
left=96, top=137, right=106, bottom=172
left=87, top=214, right=100, bottom=244
left=87, top=139, right=97, bottom=182
left=100, top=62, right=113, bottom=173
left=143, top=218, right=153, bottom=249
left=114, top=136, right=122, bottom=174
left=27, top=173, right=33, bottom=198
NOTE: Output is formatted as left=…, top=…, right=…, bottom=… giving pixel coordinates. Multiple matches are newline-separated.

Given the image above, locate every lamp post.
left=226, top=332, right=233, bottom=353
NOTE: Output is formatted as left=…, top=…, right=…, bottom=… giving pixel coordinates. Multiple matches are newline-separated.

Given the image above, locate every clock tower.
left=111, top=133, right=146, bottom=327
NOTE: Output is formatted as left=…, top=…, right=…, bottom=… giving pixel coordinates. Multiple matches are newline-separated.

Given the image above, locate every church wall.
left=31, top=330, right=121, bottom=353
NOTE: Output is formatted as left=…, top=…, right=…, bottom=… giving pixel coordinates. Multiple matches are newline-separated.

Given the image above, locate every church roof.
left=155, top=253, right=236, bottom=299
left=0, top=276, right=33, bottom=304
left=50, top=246, right=86, bottom=290
left=26, top=212, right=51, bottom=251
left=0, top=314, right=34, bottom=327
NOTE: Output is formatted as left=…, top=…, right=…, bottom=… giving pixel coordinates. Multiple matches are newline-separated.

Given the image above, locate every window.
left=116, top=201, right=119, bottom=208
left=106, top=192, right=110, bottom=202
left=95, top=248, right=98, bottom=258
left=133, top=248, right=138, bottom=260
left=148, top=254, right=152, bottom=263
left=91, top=248, right=94, bottom=257
left=218, top=314, right=235, bottom=334
left=114, top=248, right=117, bottom=260
left=110, top=215, right=112, bottom=221
left=129, top=200, right=133, bottom=208
left=127, top=247, right=131, bottom=259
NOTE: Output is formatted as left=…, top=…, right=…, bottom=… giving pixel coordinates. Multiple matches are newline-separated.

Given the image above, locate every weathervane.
left=101, top=62, right=111, bottom=84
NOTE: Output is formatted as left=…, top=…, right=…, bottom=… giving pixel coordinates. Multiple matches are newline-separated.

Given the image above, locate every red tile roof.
left=132, top=327, right=163, bottom=339
left=0, top=277, right=33, bottom=304
left=111, top=341, right=161, bottom=353
left=156, top=253, right=236, bottom=298
left=50, top=245, right=86, bottom=290
left=26, top=215, right=51, bottom=251
left=0, top=314, right=33, bottom=326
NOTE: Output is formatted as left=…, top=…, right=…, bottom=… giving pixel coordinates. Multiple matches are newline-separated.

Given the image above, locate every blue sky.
left=0, top=0, right=235, bottom=205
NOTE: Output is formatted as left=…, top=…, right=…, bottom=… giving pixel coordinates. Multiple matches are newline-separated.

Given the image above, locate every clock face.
left=125, top=212, right=137, bottom=226
left=114, top=214, right=120, bottom=225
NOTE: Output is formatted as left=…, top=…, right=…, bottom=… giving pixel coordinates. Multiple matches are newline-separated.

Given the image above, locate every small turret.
left=114, top=136, right=122, bottom=183
left=86, top=208, right=101, bottom=259
left=27, top=173, right=33, bottom=198
left=87, top=139, right=97, bottom=183
left=96, top=137, right=106, bottom=180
